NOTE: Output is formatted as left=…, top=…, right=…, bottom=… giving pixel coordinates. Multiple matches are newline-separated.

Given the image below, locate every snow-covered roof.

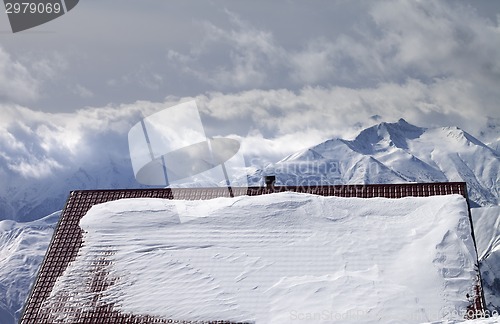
left=20, top=183, right=483, bottom=323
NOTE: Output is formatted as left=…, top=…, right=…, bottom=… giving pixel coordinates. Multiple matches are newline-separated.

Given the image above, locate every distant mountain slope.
left=255, top=119, right=499, bottom=207
left=0, top=159, right=144, bottom=222
left=480, top=117, right=500, bottom=154
left=0, top=212, right=58, bottom=321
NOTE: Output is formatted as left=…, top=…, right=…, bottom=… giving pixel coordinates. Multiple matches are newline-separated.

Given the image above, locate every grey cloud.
left=72, top=84, right=94, bottom=98
left=0, top=1, right=498, bottom=149
left=0, top=48, right=40, bottom=102
left=167, top=11, right=286, bottom=89
left=166, top=1, right=500, bottom=96
left=1, top=0, right=498, bottom=117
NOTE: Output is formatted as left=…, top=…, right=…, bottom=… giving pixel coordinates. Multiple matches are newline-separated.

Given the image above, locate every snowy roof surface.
left=20, top=183, right=482, bottom=323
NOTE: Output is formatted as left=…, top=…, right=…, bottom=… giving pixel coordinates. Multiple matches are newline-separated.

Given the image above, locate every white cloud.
left=0, top=48, right=40, bottom=102
left=0, top=100, right=184, bottom=180
left=7, top=157, right=63, bottom=179
left=0, top=1, right=494, bottom=121
left=235, top=129, right=331, bottom=165
left=370, top=1, right=500, bottom=80
left=289, top=40, right=337, bottom=84
left=0, top=47, right=72, bottom=105
left=167, top=10, right=286, bottom=89
left=28, top=52, right=69, bottom=81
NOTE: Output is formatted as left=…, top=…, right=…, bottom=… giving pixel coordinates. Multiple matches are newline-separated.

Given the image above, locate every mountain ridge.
left=259, top=119, right=499, bottom=207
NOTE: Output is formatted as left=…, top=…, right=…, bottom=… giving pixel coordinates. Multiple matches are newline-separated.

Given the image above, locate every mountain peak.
left=379, top=118, right=424, bottom=134
left=262, top=119, right=498, bottom=206
left=439, top=126, right=494, bottom=151
left=352, top=119, right=425, bottom=153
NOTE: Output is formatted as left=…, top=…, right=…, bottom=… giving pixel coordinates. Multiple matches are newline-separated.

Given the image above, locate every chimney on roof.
left=264, top=175, right=276, bottom=190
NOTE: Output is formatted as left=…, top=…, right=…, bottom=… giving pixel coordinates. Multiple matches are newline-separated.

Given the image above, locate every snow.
left=0, top=211, right=59, bottom=322
left=471, top=206, right=500, bottom=311
left=472, top=207, right=500, bottom=261
left=45, top=193, right=479, bottom=323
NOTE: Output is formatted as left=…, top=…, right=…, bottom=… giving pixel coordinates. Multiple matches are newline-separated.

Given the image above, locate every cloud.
left=7, top=157, right=64, bottom=179
left=0, top=48, right=40, bottom=103
left=370, top=1, right=500, bottom=93
left=0, top=103, right=139, bottom=180
left=72, top=84, right=94, bottom=98
left=28, top=52, right=69, bottom=81
left=2, top=75, right=495, bottom=182
left=196, top=78, right=494, bottom=143
left=1, top=1, right=495, bottom=120
left=107, top=65, right=164, bottom=91
left=167, top=10, right=285, bottom=89
left=0, top=46, right=72, bottom=106
left=166, top=1, right=500, bottom=119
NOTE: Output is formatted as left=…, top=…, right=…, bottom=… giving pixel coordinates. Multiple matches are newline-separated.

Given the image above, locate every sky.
left=0, top=0, right=499, bottom=181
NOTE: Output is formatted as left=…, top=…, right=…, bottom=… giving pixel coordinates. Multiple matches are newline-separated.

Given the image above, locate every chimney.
left=264, top=175, right=276, bottom=190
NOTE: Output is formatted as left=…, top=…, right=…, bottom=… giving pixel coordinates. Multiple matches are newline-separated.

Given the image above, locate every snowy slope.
left=44, top=193, right=479, bottom=323
left=0, top=211, right=58, bottom=322
left=256, top=119, right=499, bottom=207
left=471, top=206, right=500, bottom=312
left=0, top=159, right=144, bottom=222
left=480, top=117, right=500, bottom=154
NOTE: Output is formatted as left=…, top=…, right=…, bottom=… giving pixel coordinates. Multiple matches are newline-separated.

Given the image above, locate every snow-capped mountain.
left=254, top=119, right=499, bottom=207
left=0, top=158, right=144, bottom=222
left=480, top=117, right=500, bottom=154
